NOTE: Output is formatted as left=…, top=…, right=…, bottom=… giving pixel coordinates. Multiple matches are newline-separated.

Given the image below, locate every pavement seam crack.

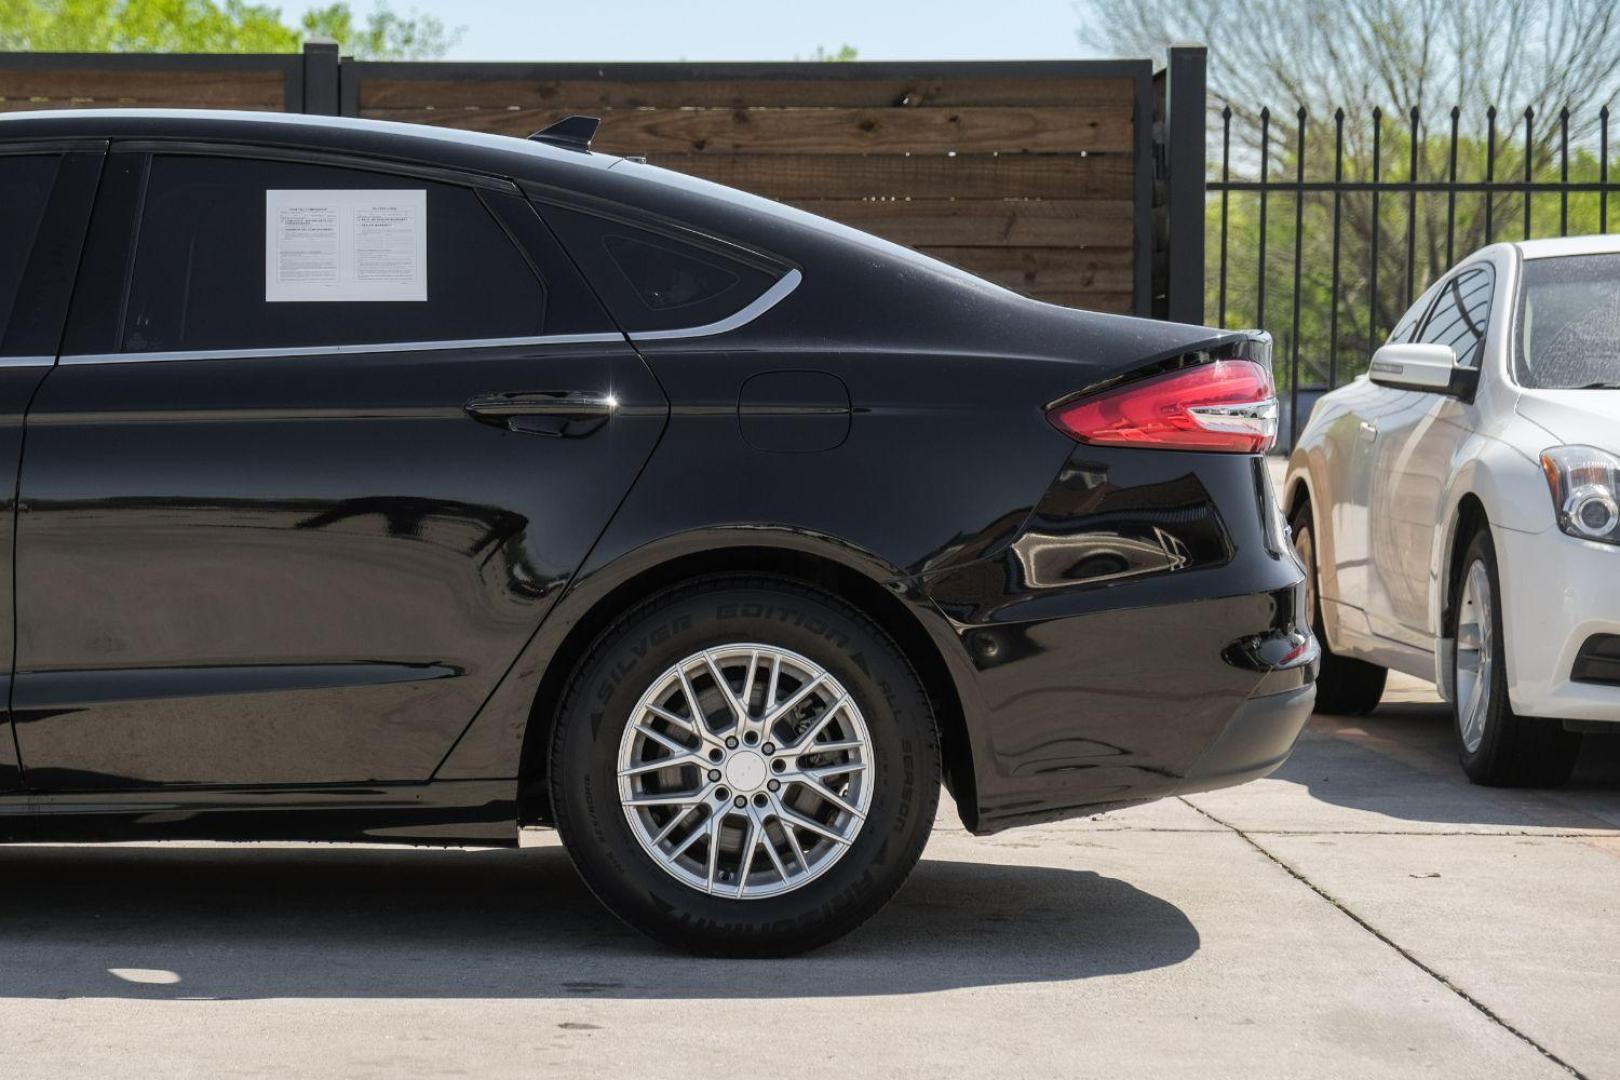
left=1179, top=797, right=1589, bottom=1080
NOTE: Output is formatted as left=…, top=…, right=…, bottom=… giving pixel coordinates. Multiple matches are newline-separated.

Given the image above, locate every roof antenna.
left=528, top=115, right=601, bottom=152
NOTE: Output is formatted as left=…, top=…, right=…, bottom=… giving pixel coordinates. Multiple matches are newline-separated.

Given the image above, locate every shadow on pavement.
left=0, top=845, right=1199, bottom=999
left=1273, top=697, right=1620, bottom=829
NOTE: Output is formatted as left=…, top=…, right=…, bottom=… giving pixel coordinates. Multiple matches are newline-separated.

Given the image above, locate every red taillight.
left=1047, top=360, right=1279, bottom=453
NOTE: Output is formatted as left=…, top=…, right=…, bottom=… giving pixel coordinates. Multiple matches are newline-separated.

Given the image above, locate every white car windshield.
left=1517, top=253, right=1620, bottom=389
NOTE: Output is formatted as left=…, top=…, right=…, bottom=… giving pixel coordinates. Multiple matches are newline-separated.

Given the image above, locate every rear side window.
left=1417, top=265, right=1495, bottom=368
left=0, top=154, right=61, bottom=350
left=121, top=155, right=548, bottom=353
left=539, top=202, right=783, bottom=333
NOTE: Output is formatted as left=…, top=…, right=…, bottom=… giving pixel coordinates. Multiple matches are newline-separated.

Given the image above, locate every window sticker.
left=265, top=189, right=427, bottom=302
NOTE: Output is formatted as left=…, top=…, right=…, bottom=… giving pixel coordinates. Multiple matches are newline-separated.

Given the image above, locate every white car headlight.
left=1541, top=445, right=1620, bottom=545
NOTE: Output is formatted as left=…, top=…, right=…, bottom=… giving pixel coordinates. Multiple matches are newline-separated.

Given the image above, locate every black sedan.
left=0, top=109, right=1316, bottom=955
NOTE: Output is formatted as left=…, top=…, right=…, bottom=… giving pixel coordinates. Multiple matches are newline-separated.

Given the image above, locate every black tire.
left=549, top=575, right=941, bottom=957
left=1291, top=505, right=1387, bottom=715
left=1450, top=528, right=1582, bottom=787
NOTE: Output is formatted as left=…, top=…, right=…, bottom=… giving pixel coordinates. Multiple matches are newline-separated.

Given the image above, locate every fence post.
left=1163, top=44, right=1207, bottom=325
left=301, top=40, right=340, bottom=116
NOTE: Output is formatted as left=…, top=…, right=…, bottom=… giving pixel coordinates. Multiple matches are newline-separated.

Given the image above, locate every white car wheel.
left=1454, top=558, right=1494, bottom=754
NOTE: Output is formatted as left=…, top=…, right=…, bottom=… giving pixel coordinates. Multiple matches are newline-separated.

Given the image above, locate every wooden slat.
left=358, top=74, right=1136, bottom=110
left=783, top=199, right=1133, bottom=248
left=920, top=246, right=1134, bottom=293
left=0, top=69, right=285, bottom=110
left=361, top=105, right=1133, bottom=154
left=633, top=153, right=1131, bottom=201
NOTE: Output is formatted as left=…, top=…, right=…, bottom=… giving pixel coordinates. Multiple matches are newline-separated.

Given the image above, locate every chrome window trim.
left=627, top=268, right=801, bottom=343
left=61, top=331, right=626, bottom=366
left=0, top=355, right=56, bottom=368
left=56, top=268, right=803, bottom=365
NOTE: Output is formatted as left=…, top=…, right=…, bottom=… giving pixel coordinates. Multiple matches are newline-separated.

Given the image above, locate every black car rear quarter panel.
left=920, top=450, right=1312, bottom=832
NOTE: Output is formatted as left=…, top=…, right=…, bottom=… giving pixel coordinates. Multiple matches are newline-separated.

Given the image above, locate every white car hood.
left=1515, top=389, right=1620, bottom=449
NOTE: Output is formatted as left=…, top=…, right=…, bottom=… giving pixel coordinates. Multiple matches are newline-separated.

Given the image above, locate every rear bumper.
left=918, top=448, right=1318, bottom=834
left=1178, top=681, right=1315, bottom=794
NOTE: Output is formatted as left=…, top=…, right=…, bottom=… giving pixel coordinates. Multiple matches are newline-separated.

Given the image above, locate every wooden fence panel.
left=0, top=51, right=1157, bottom=315
left=0, top=55, right=299, bottom=113
left=352, top=61, right=1150, bottom=313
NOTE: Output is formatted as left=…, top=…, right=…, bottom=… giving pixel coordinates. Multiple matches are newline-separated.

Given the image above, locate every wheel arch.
left=1433, top=492, right=1490, bottom=700
left=1282, top=464, right=1315, bottom=524
left=512, top=541, right=975, bottom=831
left=1282, top=464, right=1347, bottom=652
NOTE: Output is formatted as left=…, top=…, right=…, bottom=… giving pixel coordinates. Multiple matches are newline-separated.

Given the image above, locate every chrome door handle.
left=1359, top=420, right=1378, bottom=441
left=465, top=391, right=617, bottom=435
left=465, top=391, right=617, bottom=419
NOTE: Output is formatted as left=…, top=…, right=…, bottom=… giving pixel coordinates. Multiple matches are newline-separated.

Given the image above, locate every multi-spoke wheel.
left=551, top=577, right=940, bottom=956
left=1454, top=559, right=1494, bottom=755
left=617, top=644, right=873, bottom=899
left=1449, top=528, right=1581, bottom=787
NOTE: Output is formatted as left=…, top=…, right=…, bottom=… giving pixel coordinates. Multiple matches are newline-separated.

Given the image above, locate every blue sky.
left=289, top=0, right=1108, bottom=62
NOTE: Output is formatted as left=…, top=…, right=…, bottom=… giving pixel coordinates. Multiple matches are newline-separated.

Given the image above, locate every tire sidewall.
left=1290, top=509, right=1321, bottom=633
left=1452, top=529, right=1512, bottom=773
left=552, top=579, right=938, bottom=949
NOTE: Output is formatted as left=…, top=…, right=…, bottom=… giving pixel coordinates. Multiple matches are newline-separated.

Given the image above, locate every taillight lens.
left=1047, top=360, right=1279, bottom=453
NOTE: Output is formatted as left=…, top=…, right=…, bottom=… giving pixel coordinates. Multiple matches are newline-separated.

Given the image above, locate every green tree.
left=301, top=2, right=460, bottom=60
left=0, top=0, right=460, bottom=58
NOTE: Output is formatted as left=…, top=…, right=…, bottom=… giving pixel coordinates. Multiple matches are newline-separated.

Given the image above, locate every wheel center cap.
left=723, top=750, right=768, bottom=792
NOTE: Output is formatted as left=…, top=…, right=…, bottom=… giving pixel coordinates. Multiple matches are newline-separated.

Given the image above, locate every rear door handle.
left=1358, top=420, right=1378, bottom=442
left=465, top=391, right=617, bottom=436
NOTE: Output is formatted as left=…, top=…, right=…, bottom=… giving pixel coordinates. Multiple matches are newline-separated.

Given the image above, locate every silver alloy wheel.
left=1455, top=559, right=1495, bottom=754
left=616, top=643, right=874, bottom=899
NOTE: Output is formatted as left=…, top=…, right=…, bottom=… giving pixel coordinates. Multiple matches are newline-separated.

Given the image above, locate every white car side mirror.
left=1367, top=342, right=1475, bottom=397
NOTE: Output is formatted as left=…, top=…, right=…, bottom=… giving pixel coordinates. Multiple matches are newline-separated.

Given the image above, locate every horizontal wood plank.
left=920, top=246, right=1134, bottom=293
left=0, top=69, right=286, bottom=109
left=358, top=74, right=1136, bottom=111
left=635, top=153, right=1133, bottom=201
left=361, top=105, right=1134, bottom=154
left=784, top=198, right=1134, bottom=247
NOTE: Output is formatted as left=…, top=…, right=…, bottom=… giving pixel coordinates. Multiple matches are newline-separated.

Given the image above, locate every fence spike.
left=1290, top=105, right=1308, bottom=432
left=1604, top=106, right=1611, bottom=233
left=1328, top=107, right=1346, bottom=386
left=1257, top=107, right=1272, bottom=330
left=1560, top=106, right=1571, bottom=236
left=1219, top=105, right=1233, bottom=326
left=1486, top=106, right=1497, bottom=242
left=1446, top=107, right=1460, bottom=266
left=1406, top=105, right=1420, bottom=306
left=1524, top=107, right=1535, bottom=238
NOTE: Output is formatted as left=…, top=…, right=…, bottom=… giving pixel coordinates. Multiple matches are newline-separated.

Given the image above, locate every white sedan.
left=1284, top=236, right=1620, bottom=786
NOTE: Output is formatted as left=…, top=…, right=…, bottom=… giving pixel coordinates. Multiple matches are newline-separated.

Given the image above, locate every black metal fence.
left=1208, top=101, right=1620, bottom=442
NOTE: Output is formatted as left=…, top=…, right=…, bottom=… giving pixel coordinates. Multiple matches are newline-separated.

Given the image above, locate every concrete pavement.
left=1, top=676, right=1616, bottom=1079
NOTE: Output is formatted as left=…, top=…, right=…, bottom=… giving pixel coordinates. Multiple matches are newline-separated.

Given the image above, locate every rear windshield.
left=1517, top=254, right=1620, bottom=389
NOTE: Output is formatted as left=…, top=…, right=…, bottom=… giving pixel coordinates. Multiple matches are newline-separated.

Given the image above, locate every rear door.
left=0, top=143, right=104, bottom=792
left=12, top=147, right=665, bottom=790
